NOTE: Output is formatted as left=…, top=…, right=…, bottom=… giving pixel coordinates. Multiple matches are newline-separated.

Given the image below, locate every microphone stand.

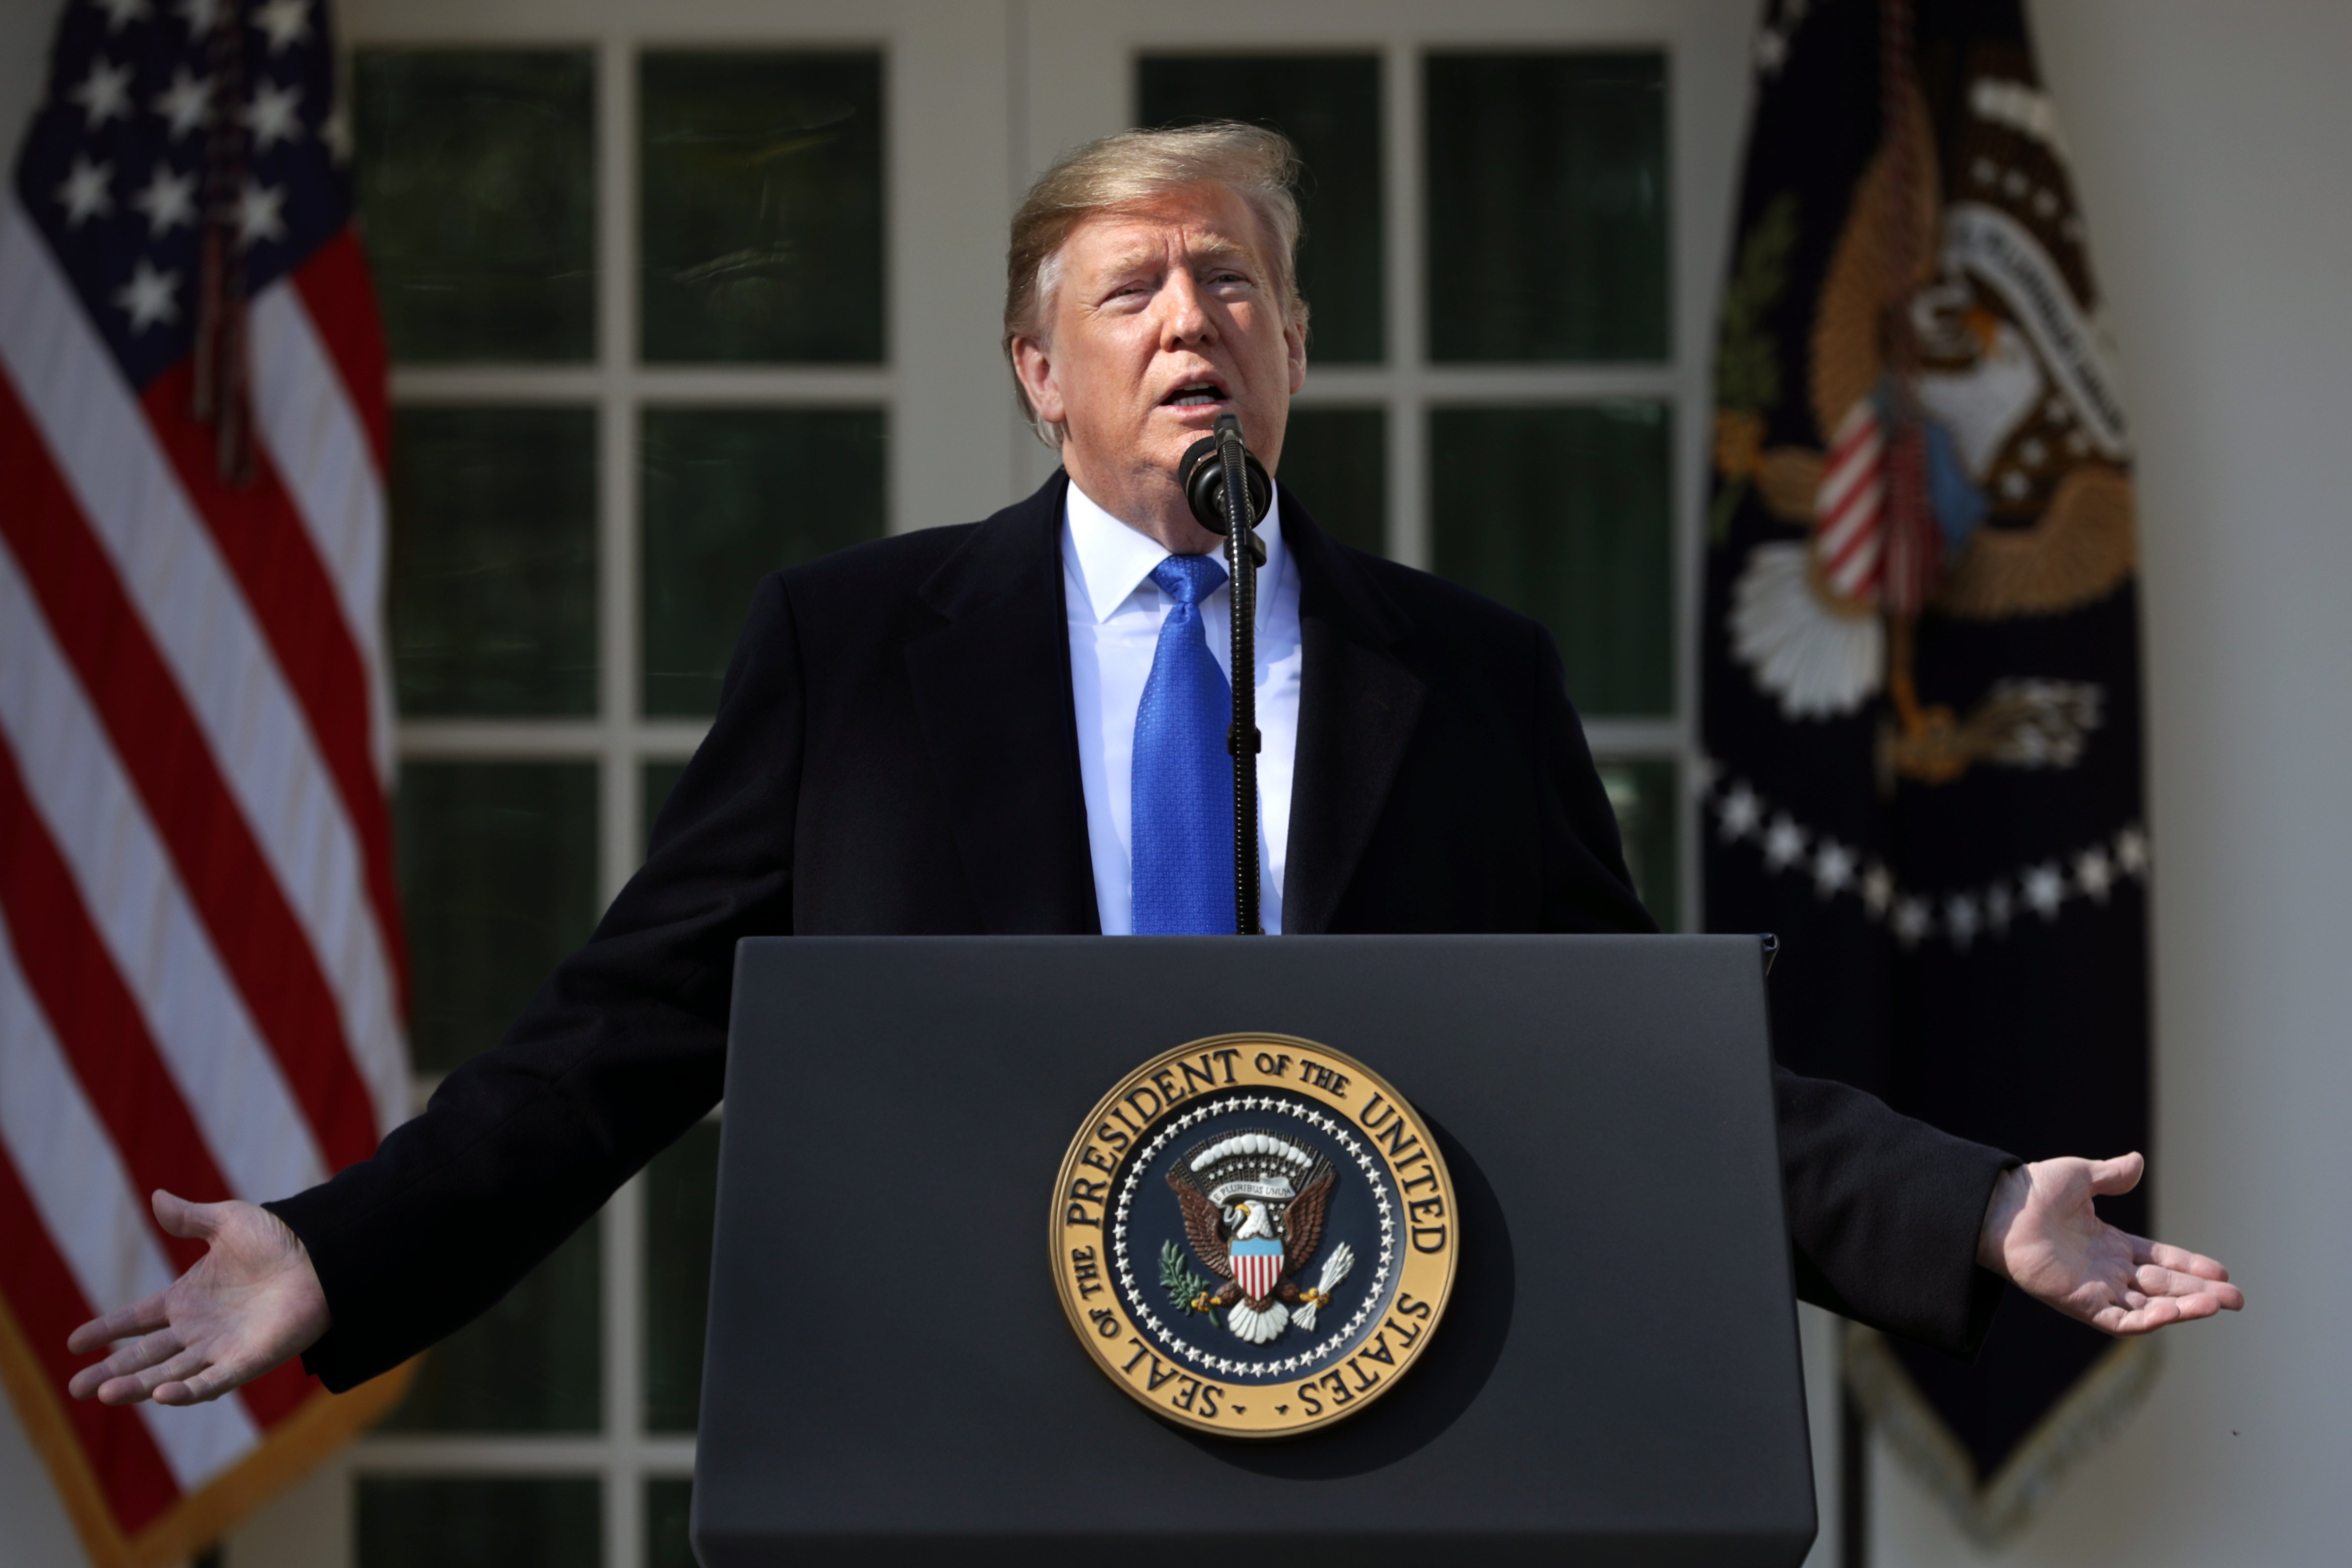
left=1179, top=413, right=1270, bottom=935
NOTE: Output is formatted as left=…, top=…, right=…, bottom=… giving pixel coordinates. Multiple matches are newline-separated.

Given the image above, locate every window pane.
left=1276, top=407, right=1385, bottom=556
left=1425, top=53, right=1667, bottom=363
left=646, top=1478, right=695, bottom=1568
left=641, top=408, right=886, bottom=716
left=397, top=762, right=599, bottom=1072
left=1430, top=403, right=1672, bottom=715
left=357, top=1477, right=601, bottom=1568
left=1598, top=757, right=1679, bottom=933
left=644, top=1121, right=721, bottom=1433
left=640, top=53, right=885, bottom=363
left=644, top=760, right=690, bottom=856
left=355, top=51, right=595, bottom=363
left=391, top=407, right=598, bottom=718
left=378, top=1218, right=601, bottom=1433
left=1136, top=55, right=1383, bottom=364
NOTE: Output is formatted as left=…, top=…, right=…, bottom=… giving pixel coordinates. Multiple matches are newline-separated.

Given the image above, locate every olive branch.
left=1710, top=191, right=1801, bottom=541
left=1160, top=1240, right=1220, bottom=1327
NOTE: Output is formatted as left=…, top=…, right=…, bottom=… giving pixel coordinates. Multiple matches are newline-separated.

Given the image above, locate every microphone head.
left=1178, top=430, right=1272, bottom=535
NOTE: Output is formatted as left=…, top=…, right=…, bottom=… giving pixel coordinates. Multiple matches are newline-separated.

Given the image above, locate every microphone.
left=1178, top=418, right=1270, bottom=566
left=1175, top=413, right=1266, bottom=935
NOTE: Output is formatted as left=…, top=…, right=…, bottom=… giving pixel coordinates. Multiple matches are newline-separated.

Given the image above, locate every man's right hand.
left=66, top=1191, right=329, bottom=1408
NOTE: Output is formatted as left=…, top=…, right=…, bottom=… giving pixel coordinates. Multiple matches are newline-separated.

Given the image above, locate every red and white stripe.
left=1812, top=399, right=1886, bottom=605
left=0, top=188, right=406, bottom=1531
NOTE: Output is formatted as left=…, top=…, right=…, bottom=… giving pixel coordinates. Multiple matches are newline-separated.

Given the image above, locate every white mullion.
left=1300, top=365, right=1675, bottom=404
left=397, top=720, right=711, bottom=761
left=1383, top=39, right=1427, bottom=572
left=597, top=30, right=641, bottom=1568
left=393, top=366, right=894, bottom=405
left=354, top=1436, right=699, bottom=1473
left=604, top=1174, right=647, bottom=1568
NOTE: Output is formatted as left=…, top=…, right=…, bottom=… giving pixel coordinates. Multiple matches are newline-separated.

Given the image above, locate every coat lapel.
left=904, top=472, right=1103, bottom=933
left=1280, top=489, right=1426, bottom=934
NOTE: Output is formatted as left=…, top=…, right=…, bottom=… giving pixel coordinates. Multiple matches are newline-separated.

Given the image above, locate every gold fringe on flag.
left=1844, top=1323, right=2164, bottom=1546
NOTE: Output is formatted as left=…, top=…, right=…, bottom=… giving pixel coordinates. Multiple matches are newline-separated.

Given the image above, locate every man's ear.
left=1285, top=317, right=1308, bottom=395
left=1011, top=335, right=1067, bottom=428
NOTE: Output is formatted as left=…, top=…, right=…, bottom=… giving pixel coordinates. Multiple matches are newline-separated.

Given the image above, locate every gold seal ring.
left=1051, top=1033, right=1458, bottom=1438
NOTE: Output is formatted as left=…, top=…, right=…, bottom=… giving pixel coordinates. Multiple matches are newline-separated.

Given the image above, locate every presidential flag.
left=0, top=2, right=411, bottom=1563
left=1701, top=0, right=2152, bottom=1542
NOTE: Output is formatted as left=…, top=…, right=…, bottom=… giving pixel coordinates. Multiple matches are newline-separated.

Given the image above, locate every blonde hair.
left=1003, top=122, right=1309, bottom=443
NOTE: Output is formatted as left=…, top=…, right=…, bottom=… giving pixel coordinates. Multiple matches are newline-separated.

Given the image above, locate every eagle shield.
left=1231, top=1237, right=1283, bottom=1302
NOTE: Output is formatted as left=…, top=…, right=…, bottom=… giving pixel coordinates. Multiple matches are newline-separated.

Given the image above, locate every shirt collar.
left=1063, top=474, right=1287, bottom=627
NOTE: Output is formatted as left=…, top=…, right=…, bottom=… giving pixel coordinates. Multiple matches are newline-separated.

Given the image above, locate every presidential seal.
left=1051, top=1034, right=1457, bottom=1437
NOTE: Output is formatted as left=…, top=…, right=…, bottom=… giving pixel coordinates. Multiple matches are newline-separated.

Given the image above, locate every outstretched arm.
left=1978, top=1152, right=2244, bottom=1334
left=66, top=1192, right=326, bottom=1408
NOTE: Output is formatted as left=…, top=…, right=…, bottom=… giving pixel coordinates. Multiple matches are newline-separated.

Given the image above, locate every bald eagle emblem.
left=1163, top=1129, right=1356, bottom=1346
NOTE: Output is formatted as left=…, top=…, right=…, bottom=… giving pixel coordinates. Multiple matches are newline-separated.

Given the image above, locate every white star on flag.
left=151, top=66, right=212, bottom=139
left=53, top=155, right=114, bottom=226
left=235, top=176, right=288, bottom=248
left=1811, top=838, right=1856, bottom=897
left=69, top=56, right=135, bottom=130
left=251, top=0, right=311, bottom=53
left=111, top=258, right=180, bottom=333
left=1944, top=893, right=1982, bottom=950
left=129, top=164, right=198, bottom=236
left=2114, top=826, right=2150, bottom=877
left=1717, top=782, right=1762, bottom=840
left=175, top=0, right=221, bottom=33
left=241, top=79, right=305, bottom=151
left=1861, top=862, right=1894, bottom=918
left=1761, top=812, right=1808, bottom=871
left=1891, top=896, right=1932, bottom=946
left=92, top=0, right=151, bottom=31
left=2023, top=862, right=2066, bottom=919
left=320, top=102, right=352, bottom=163
left=2073, top=846, right=2114, bottom=903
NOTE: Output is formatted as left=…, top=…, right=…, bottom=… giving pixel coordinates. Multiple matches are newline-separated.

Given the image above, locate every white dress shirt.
left=1062, top=480, right=1302, bottom=934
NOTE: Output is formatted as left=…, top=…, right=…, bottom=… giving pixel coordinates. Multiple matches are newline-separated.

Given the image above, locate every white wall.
left=0, top=0, right=2345, bottom=1563
left=1865, top=0, right=2352, bottom=1560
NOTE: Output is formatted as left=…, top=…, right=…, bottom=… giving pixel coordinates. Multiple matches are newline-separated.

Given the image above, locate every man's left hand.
left=1978, top=1152, right=2245, bottom=1335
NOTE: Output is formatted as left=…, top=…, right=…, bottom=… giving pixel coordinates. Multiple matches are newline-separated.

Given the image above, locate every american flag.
left=0, top=1, right=409, bottom=1562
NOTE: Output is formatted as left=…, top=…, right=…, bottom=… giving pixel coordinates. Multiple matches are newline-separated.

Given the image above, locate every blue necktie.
left=1132, top=554, right=1234, bottom=934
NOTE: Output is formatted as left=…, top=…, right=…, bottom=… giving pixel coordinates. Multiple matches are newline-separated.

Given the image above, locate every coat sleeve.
left=270, top=575, right=809, bottom=1391
left=1526, top=620, right=2016, bottom=1355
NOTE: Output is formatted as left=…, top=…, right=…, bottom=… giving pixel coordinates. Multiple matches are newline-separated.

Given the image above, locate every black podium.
left=692, top=935, right=1815, bottom=1566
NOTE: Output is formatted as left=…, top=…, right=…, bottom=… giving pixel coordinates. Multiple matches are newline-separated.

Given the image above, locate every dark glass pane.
left=644, top=1121, right=722, bottom=1433
left=380, top=1217, right=600, bottom=1432
left=1276, top=407, right=1385, bottom=556
left=397, top=762, right=599, bottom=1072
left=390, top=407, right=597, bottom=717
left=1137, top=55, right=1383, bottom=364
left=646, top=1478, right=695, bottom=1568
left=1425, top=53, right=1667, bottom=362
left=354, top=51, right=595, bottom=363
left=1598, top=757, right=1679, bottom=933
left=640, top=53, right=885, bottom=363
left=1430, top=403, right=1672, bottom=715
left=641, top=408, right=886, bottom=716
left=357, top=1477, right=601, bottom=1568
left=644, top=760, right=690, bottom=855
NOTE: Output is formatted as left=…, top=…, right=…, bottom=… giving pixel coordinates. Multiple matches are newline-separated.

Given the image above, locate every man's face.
left=1013, top=182, right=1308, bottom=534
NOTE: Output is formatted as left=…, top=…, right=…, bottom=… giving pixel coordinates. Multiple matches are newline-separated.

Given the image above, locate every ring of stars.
left=1706, top=764, right=2150, bottom=953
left=1108, top=1092, right=1396, bottom=1383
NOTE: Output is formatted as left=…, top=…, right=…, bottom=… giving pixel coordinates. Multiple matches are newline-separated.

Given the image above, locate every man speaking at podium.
left=67, top=125, right=2238, bottom=1411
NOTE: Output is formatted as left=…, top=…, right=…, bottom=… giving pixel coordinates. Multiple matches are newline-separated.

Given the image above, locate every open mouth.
left=1160, top=379, right=1228, bottom=408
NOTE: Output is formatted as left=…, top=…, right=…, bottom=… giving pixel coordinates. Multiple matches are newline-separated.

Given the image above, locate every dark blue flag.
left=1701, top=0, right=2153, bottom=1540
